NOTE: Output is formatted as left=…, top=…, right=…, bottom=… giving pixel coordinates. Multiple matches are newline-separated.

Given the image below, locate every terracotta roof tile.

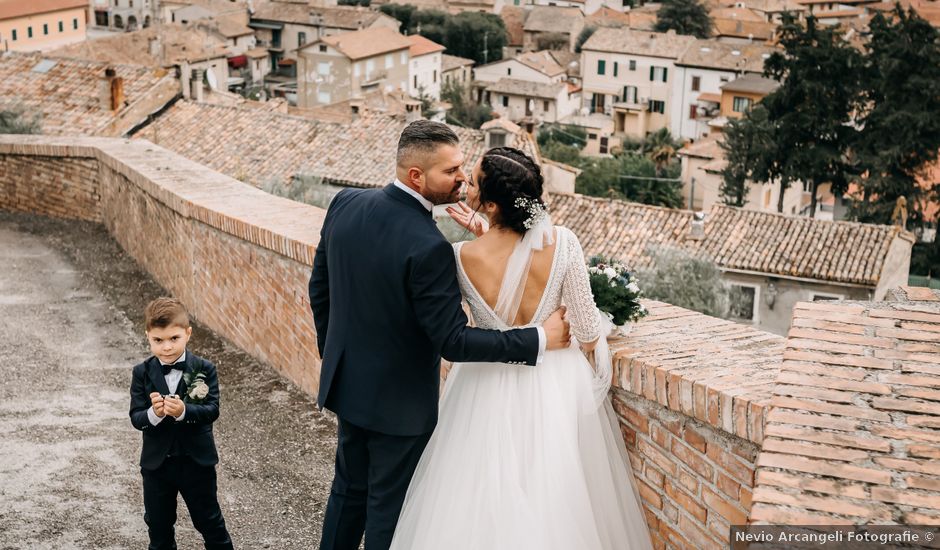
left=548, top=193, right=910, bottom=285
left=406, top=34, right=445, bottom=58
left=499, top=6, right=527, bottom=47
left=0, top=0, right=85, bottom=20
left=0, top=51, right=177, bottom=136
left=441, top=53, right=474, bottom=72
left=676, top=39, right=777, bottom=71
left=49, top=23, right=232, bottom=66
left=523, top=6, right=584, bottom=34
left=581, top=27, right=697, bottom=58
left=131, top=100, right=539, bottom=189
left=314, top=27, right=411, bottom=60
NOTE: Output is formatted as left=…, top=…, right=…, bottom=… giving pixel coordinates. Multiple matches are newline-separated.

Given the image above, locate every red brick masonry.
left=3, top=136, right=939, bottom=549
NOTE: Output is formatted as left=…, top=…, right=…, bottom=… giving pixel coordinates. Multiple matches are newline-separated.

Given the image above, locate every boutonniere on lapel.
left=182, top=365, right=210, bottom=404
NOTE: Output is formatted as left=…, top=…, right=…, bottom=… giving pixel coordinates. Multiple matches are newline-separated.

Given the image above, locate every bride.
left=388, top=147, right=654, bottom=550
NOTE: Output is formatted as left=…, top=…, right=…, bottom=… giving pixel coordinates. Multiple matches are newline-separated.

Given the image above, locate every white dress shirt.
left=147, top=350, right=188, bottom=425
left=393, top=179, right=547, bottom=363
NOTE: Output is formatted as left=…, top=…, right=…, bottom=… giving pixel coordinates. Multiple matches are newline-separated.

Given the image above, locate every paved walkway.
left=0, top=212, right=337, bottom=550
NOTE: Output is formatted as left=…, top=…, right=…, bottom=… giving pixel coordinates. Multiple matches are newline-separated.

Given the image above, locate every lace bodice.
left=453, top=226, right=602, bottom=343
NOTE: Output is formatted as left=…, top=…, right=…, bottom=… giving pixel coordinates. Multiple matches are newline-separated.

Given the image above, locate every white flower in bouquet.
left=189, top=380, right=209, bottom=400
left=627, top=282, right=640, bottom=293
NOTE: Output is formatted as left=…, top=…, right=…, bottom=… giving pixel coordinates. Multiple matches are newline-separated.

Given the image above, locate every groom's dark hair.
left=397, top=120, right=459, bottom=167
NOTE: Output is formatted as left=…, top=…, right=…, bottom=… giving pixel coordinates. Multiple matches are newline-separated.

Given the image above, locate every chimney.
left=404, top=100, right=422, bottom=123
left=148, top=36, right=161, bottom=58
left=180, top=61, right=192, bottom=99
left=350, top=99, right=362, bottom=121
left=687, top=211, right=706, bottom=240
left=101, top=67, right=124, bottom=111
left=191, top=68, right=205, bottom=102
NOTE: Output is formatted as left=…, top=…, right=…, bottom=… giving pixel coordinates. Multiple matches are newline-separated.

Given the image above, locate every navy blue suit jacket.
left=129, top=353, right=221, bottom=471
left=309, top=184, right=540, bottom=436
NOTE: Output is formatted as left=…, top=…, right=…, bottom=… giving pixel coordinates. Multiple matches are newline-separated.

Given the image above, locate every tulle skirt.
left=389, top=346, right=655, bottom=550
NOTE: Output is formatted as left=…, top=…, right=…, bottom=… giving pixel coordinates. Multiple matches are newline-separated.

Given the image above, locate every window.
left=600, top=136, right=609, bottom=154
left=811, top=292, right=844, bottom=301
left=28, top=26, right=33, bottom=38
left=691, top=76, right=700, bottom=91
left=732, top=96, right=752, bottom=113
left=502, top=95, right=509, bottom=107
left=629, top=59, right=636, bottom=71
left=543, top=100, right=549, bottom=111
left=366, top=59, right=375, bottom=73
left=317, top=62, right=330, bottom=76
left=12, top=29, right=16, bottom=41
left=650, top=66, right=667, bottom=82
left=354, top=63, right=361, bottom=76
left=129, top=0, right=133, bottom=6
left=298, top=32, right=307, bottom=46
left=414, top=75, right=418, bottom=88
left=689, top=104, right=698, bottom=119
left=317, top=91, right=331, bottom=104
left=507, top=67, right=512, bottom=75
left=720, top=76, right=729, bottom=83
left=728, top=285, right=758, bottom=321
left=58, top=21, right=63, bottom=32
left=649, top=99, right=665, bottom=114
left=613, top=62, right=618, bottom=77
left=597, top=59, right=606, bottom=75
left=385, top=54, right=393, bottom=69
left=73, top=18, right=78, bottom=30
left=621, top=85, right=637, bottom=103
left=588, top=133, right=597, bottom=140
left=433, top=70, right=437, bottom=83
left=400, top=52, right=407, bottom=64
left=490, top=132, right=506, bottom=147
left=43, top=23, right=49, bottom=35
left=319, top=44, right=327, bottom=53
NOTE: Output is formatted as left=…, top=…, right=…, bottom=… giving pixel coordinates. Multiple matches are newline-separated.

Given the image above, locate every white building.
left=580, top=27, right=696, bottom=138
left=406, top=34, right=445, bottom=101
left=486, top=78, right=580, bottom=124
left=670, top=40, right=776, bottom=140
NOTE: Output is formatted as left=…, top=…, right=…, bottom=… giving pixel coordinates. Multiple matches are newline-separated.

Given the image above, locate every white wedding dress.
left=389, top=224, right=654, bottom=550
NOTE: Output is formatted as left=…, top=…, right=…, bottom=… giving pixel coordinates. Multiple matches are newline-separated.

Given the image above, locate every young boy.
left=129, top=297, right=234, bottom=550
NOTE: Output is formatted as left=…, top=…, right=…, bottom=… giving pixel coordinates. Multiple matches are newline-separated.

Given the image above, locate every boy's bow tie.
left=161, top=363, right=183, bottom=376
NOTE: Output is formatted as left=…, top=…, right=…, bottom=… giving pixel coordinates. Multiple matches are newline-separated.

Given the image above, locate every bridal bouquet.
left=587, top=255, right=648, bottom=327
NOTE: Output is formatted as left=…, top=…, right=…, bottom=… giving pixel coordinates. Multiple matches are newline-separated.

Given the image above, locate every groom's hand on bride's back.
left=543, top=306, right=571, bottom=350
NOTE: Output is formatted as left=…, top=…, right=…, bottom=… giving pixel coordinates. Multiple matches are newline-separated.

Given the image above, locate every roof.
left=718, top=0, right=806, bottom=13
left=130, top=101, right=540, bottom=189
left=486, top=77, right=566, bottom=99
left=712, top=17, right=777, bottom=39
left=312, top=27, right=411, bottom=60
left=406, top=34, right=445, bottom=58
left=251, top=4, right=392, bottom=30
left=213, top=14, right=255, bottom=37
left=586, top=6, right=634, bottom=27
left=676, top=39, right=777, bottom=71
left=751, top=289, right=940, bottom=525
left=547, top=194, right=912, bottom=285
left=721, top=72, right=780, bottom=94
left=515, top=50, right=567, bottom=77
left=678, top=133, right=724, bottom=159
left=0, top=51, right=178, bottom=137
left=710, top=6, right=767, bottom=21
left=499, top=6, right=527, bottom=46
left=523, top=6, right=584, bottom=34
left=0, top=0, right=85, bottom=20
left=697, top=91, right=722, bottom=103
left=48, top=23, right=232, bottom=66
left=581, top=27, right=697, bottom=59
left=441, top=54, right=474, bottom=72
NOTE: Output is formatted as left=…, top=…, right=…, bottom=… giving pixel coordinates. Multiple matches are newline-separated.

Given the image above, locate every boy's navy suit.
left=130, top=353, right=233, bottom=550
left=309, top=184, right=541, bottom=550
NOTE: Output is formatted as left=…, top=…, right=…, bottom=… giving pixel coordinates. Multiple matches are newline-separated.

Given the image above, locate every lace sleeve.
left=561, top=228, right=602, bottom=343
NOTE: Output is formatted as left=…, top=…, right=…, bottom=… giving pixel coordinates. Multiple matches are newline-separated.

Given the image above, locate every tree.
left=540, top=140, right=582, bottom=165
left=378, top=4, right=416, bottom=31
left=575, top=26, right=597, bottom=54
left=719, top=104, right=775, bottom=207
left=0, top=107, right=40, bottom=134
left=641, top=128, right=683, bottom=176
left=576, top=153, right=683, bottom=208
left=444, top=12, right=507, bottom=65
left=847, top=6, right=940, bottom=227
left=536, top=32, right=569, bottom=51
left=654, top=0, right=712, bottom=39
left=441, top=80, right=492, bottom=129
left=537, top=124, right=587, bottom=149
left=760, top=14, right=862, bottom=216
left=635, top=245, right=730, bottom=318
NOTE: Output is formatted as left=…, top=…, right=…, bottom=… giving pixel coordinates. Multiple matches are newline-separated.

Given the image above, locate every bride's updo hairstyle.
left=478, top=147, right=545, bottom=235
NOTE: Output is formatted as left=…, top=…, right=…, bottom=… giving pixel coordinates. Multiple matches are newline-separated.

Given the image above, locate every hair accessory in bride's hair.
left=514, top=197, right=547, bottom=230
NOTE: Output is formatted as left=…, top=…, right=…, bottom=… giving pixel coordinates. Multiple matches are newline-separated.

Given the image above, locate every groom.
left=309, top=120, right=571, bottom=550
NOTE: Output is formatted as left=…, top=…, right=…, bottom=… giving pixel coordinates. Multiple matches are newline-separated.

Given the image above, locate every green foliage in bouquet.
left=587, top=255, right=648, bottom=326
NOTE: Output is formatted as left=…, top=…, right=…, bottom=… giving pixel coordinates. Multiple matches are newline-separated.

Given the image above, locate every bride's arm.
left=561, top=229, right=603, bottom=352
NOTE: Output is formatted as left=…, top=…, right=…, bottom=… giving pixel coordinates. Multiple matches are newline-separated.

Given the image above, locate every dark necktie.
left=162, top=363, right=183, bottom=376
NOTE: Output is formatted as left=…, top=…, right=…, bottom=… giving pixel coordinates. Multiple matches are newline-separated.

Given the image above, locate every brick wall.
left=6, top=135, right=937, bottom=549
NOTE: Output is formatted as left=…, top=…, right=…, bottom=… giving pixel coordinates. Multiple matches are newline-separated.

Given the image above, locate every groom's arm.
left=409, top=239, right=540, bottom=365
left=310, top=191, right=352, bottom=357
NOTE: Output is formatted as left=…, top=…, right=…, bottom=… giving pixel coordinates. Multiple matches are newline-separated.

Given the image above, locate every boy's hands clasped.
left=149, top=392, right=185, bottom=418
